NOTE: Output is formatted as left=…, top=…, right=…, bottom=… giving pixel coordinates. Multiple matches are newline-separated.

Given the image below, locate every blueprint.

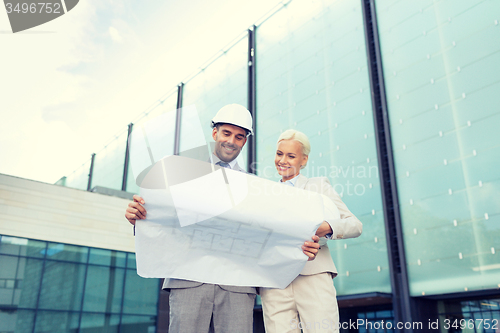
left=134, top=155, right=340, bottom=288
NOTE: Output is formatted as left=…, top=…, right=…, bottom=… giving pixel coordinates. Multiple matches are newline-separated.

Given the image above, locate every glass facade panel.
left=65, top=159, right=92, bottom=190
left=38, top=260, right=86, bottom=311
left=0, top=254, right=20, bottom=305
left=0, top=235, right=160, bottom=333
left=180, top=36, right=249, bottom=170
left=122, top=269, right=159, bottom=316
left=0, top=254, right=18, bottom=279
left=126, top=92, right=178, bottom=195
left=0, top=236, right=46, bottom=258
left=91, top=130, right=128, bottom=191
left=89, top=248, right=127, bottom=267
left=438, top=298, right=500, bottom=332
left=376, top=0, right=500, bottom=295
left=356, top=309, right=394, bottom=333
left=33, top=310, right=80, bottom=333
left=17, top=258, right=44, bottom=308
left=62, top=92, right=178, bottom=195
left=256, top=0, right=390, bottom=294
left=0, top=309, right=35, bottom=333
left=0, top=255, right=44, bottom=309
left=80, top=313, right=120, bottom=333
left=120, top=315, right=156, bottom=333
left=126, top=253, right=136, bottom=270
left=45, top=242, right=88, bottom=263
left=83, top=266, right=124, bottom=313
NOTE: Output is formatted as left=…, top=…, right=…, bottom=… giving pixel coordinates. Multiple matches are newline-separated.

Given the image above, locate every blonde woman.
left=260, top=129, right=363, bottom=333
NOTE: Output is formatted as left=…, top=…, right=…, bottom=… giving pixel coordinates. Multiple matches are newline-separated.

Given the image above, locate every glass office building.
left=38, top=0, right=500, bottom=331
left=0, top=235, right=159, bottom=333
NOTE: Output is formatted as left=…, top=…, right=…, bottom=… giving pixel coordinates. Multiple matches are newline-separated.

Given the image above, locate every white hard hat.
left=211, top=104, right=253, bottom=136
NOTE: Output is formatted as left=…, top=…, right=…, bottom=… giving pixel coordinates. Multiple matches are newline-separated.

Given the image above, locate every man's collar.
left=211, top=153, right=238, bottom=169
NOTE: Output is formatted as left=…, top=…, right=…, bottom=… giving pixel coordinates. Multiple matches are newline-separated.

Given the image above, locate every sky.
left=0, top=0, right=286, bottom=184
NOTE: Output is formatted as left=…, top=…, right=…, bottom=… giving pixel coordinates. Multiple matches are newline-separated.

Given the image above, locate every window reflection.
left=123, top=269, right=159, bottom=316
left=45, top=243, right=88, bottom=263
left=33, top=311, right=80, bottom=333
left=89, top=248, right=127, bottom=267
left=83, top=266, right=124, bottom=313
left=0, top=235, right=160, bottom=333
left=38, top=261, right=86, bottom=311
left=256, top=0, right=389, bottom=295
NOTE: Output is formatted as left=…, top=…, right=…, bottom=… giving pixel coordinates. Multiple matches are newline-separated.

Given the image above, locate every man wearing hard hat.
left=208, top=103, right=254, bottom=168
left=125, top=104, right=320, bottom=333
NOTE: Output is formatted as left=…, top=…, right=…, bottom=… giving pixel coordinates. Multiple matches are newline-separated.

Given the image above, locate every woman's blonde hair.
left=277, top=129, right=311, bottom=168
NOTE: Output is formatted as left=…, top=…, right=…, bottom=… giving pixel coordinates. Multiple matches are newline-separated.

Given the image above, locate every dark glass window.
left=17, top=258, right=44, bottom=308
left=45, top=243, right=88, bottom=263
left=89, top=248, right=127, bottom=267
left=356, top=309, right=395, bottom=333
left=80, top=313, right=120, bottom=333
left=0, top=236, right=46, bottom=258
left=123, top=269, right=159, bottom=316
left=33, top=310, right=80, bottom=333
left=120, top=315, right=157, bottom=333
left=0, top=309, right=35, bottom=333
left=83, top=266, right=125, bottom=313
left=438, top=298, right=500, bottom=333
left=126, top=253, right=136, bottom=269
left=0, top=235, right=160, bottom=333
left=38, top=260, right=86, bottom=311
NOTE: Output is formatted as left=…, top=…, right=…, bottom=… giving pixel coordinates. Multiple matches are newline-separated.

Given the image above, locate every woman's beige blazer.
left=295, top=174, right=363, bottom=277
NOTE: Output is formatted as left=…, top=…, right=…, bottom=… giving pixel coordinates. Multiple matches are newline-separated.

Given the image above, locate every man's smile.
left=222, top=144, right=236, bottom=152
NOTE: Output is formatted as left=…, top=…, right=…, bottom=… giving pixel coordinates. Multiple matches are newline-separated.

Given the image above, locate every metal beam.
left=121, top=123, right=134, bottom=191
left=87, top=153, right=96, bottom=191
left=174, top=83, right=184, bottom=155
left=76, top=249, right=91, bottom=331
left=117, top=252, right=130, bottom=333
left=247, top=25, right=257, bottom=174
left=361, top=0, right=413, bottom=330
left=31, top=242, right=48, bottom=333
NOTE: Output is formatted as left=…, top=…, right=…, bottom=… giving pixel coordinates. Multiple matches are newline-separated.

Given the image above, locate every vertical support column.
left=76, top=248, right=91, bottom=332
left=361, top=0, right=413, bottom=330
left=31, top=241, right=48, bottom=333
left=121, top=123, right=134, bottom=191
left=87, top=153, right=96, bottom=191
left=117, top=252, right=129, bottom=333
left=247, top=25, right=257, bottom=174
left=174, top=83, right=184, bottom=156
left=103, top=252, right=117, bottom=329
